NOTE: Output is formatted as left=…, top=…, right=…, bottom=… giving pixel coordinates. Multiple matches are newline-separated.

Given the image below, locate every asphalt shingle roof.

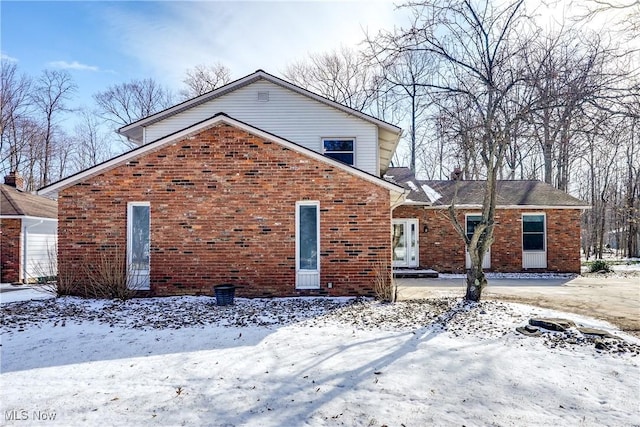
left=385, top=167, right=589, bottom=207
left=1, top=185, right=57, bottom=218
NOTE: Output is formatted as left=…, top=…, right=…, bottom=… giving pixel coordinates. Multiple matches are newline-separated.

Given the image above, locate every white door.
left=392, top=219, right=419, bottom=268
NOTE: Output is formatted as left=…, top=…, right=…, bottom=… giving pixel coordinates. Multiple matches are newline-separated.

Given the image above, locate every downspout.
left=22, top=219, right=43, bottom=283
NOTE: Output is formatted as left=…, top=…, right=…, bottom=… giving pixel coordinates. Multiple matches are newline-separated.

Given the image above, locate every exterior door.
left=392, top=219, right=419, bottom=268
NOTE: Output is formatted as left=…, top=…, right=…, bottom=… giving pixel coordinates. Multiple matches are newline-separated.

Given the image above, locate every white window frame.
left=295, top=201, right=321, bottom=289
left=465, top=213, right=491, bottom=269
left=322, top=138, right=356, bottom=166
left=522, top=213, right=547, bottom=269
left=127, top=201, right=151, bottom=290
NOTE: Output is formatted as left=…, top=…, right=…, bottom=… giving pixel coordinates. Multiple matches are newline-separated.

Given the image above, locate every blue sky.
left=1, top=1, right=406, bottom=111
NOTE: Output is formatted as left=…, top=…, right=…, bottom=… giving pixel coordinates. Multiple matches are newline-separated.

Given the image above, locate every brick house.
left=38, top=70, right=588, bottom=297
left=38, top=71, right=406, bottom=297
left=386, top=167, right=589, bottom=274
left=1, top=173, right=58, bottom=283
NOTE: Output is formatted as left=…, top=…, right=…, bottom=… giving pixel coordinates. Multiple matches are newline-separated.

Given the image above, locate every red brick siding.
left=58, top=123, right=392, bottom=297
left=392, top=206, right=581, bottom=273
left=1, top=218, right=22, bottom=283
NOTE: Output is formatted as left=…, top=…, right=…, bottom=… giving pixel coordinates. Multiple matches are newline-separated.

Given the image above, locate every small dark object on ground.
left=213, top=285, right=236, bottom=306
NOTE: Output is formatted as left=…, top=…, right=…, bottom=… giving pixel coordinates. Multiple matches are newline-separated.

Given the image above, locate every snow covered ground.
left=1, top=296, right=639, bottom=426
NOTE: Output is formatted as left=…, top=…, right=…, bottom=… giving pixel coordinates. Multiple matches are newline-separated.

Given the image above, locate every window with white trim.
left=295, top=201, right=320, bottom=289
left=522, top=214, right=545, bottom=251
left=323, top=138, right=354, bottom=165
left=466, top=214, right=482, bottom=241
left=127, top=202, right=150, bottom=290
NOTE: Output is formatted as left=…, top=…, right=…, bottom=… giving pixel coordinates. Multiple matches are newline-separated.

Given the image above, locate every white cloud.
left=1, top=52, right=18, bottom=63
left=47, top=60, right=100, bottom=71
left=101, top=1, right=408, bottom=90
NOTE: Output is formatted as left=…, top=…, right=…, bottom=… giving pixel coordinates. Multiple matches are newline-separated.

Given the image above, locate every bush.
left=83, top=246, right=139, bottom=300
left=589, top=259, right=612, bottom=273
left=373, top=258, right=396, bottom=303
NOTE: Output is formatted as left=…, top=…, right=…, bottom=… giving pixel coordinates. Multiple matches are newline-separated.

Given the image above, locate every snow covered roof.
left=385, top=167, right=590, bottom=208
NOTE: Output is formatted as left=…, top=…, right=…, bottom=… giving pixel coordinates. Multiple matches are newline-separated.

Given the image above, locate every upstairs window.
left=323, top=138, right=354, bottom=165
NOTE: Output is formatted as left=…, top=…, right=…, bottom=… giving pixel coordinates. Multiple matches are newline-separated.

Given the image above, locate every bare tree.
left=72, top=109, right=112, bottom=171
left=367, top=41, right=435, bottom=173
left=93, top=78, right=174, bottom=130
left=283, top=46, right=381, bottom=112
left=571, top=0, right=640, bottom=37
left=180, top=63, right=231, bottom=100
left=0, top=61, right=32, bottom=175
left=523, top=30, right=614, bottom=191
left=372, top=0, right=537, bottom=301
left=30, top=69, right=76, bottom=186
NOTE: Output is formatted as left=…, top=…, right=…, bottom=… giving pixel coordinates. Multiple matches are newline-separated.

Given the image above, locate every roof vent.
left=257, top=91, right=269, bottom=102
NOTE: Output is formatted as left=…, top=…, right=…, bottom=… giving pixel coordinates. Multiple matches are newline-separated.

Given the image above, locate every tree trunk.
left=465, top=263, right=487, bottom=302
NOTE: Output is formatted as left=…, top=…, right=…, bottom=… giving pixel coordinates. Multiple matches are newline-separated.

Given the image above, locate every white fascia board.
left=39, top=114, right=406, bottom=197
left=401, top=200, right=432, bottom=206
left=0, top=215, right=57, bottom=221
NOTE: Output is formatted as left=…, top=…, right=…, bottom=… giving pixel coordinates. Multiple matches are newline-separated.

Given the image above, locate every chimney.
left=450, top=167, right=463, bottom=181
left=4, top=171, right=24, bottom=190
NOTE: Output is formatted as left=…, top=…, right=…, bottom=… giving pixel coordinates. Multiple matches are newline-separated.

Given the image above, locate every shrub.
left=373, top=258, right=396, bottom=303
left=589, top=259, right=612, bottom=273
left=83, top=246, right=140, bottom=300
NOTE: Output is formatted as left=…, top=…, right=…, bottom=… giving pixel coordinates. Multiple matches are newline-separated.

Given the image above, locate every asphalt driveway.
left=396, top=274, right=640, bottom=336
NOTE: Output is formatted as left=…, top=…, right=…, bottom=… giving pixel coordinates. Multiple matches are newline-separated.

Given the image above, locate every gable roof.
left=1, top=184, right=57, bottom=218
left=385, top=167, right=589, bottom=208
left=118, top=69, right=402, bottom=173
left=39, top=113, right=407, bottom=198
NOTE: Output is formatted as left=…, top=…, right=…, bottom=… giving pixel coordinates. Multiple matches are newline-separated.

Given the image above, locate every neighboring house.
left=38, top=70, right=406, bottom=297
left=1, top=173, right=58, bottom=283
left=387, top=167, right=590, bottom=274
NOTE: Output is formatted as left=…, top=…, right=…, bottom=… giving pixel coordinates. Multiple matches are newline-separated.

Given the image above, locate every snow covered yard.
left=1, top=296, right=639, bottom=426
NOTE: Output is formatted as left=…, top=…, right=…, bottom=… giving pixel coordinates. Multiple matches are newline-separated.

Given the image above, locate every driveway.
left=396, top=274, right=640, bottom=336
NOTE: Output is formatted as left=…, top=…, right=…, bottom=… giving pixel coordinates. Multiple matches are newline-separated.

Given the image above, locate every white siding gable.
left=144, top=80, right=380, bottom=175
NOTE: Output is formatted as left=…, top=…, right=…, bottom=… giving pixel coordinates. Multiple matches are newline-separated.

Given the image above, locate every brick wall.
left=393, top=206, right=581, bottom=273
left=58, top=123, right=392, bottom=297
left=1, top=218, right=22, bottom=283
